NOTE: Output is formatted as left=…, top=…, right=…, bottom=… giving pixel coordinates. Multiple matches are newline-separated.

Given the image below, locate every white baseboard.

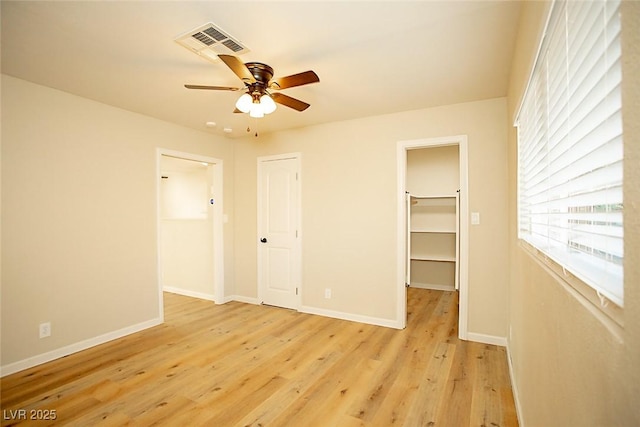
left=226, top=296, right=402, bottom=329
left=0, top=317, right=162, bottom=378
left=163, top=288, right=257, bottom=305
left=299, top=305, right=403, bottom=329
left=224, top=297, right=402, bottom=329
left=215, top=295, right=235, bottom=304
left=163, top=286, right=215, bottom=301
left=466, top=331, right=508, bottom=347
left=506, top=342, right=525, bottom=426
left=230, top=295, right=260, bottom=305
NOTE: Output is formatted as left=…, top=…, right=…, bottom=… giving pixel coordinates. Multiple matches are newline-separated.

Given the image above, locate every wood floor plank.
left=266, top=326, right=383, bottom=425
left=235, top=350, right=345, bottom=426
left=435, top=337, right=478, bottom=426
left=368, top=290, right=459, bottom=426
left=404, top=342, right=457, bottom=426
left=305, top=357, right=383, bottom=427
left=344, top=328, right=407, bottom=422
left=1, top=289, right=518, bottom=426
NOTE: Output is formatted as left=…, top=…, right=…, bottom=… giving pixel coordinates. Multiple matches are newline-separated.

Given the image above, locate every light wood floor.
left=1, top=288, right=518, bottom=426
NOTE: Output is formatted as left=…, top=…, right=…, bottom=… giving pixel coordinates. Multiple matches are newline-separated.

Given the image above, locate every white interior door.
left=258, top=154, right=300, bottom=310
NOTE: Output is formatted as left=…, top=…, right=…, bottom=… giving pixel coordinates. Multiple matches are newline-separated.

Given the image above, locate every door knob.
left=260, top=238, right=267, bottom=243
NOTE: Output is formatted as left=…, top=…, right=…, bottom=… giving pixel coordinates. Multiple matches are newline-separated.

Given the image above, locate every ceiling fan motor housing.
left=245, top=62, right=274, bottom=83
left=245, top=62, right=274, bottom=97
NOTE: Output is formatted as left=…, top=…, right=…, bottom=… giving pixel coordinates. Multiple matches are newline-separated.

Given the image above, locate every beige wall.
left=233, top=97, right=509, bottom=337
left=506, top=1, right=640, bottom=425
left=1, top=75, right=235, bottom=368
left=1, top=71, right=509, bottom=370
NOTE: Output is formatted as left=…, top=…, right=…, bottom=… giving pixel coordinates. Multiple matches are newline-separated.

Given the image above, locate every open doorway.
left=397, top=136, right=469, bottom=339
left=157, top=149, right=224, bottom=315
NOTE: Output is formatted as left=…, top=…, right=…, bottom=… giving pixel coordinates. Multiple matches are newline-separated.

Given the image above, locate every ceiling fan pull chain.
left=251, top=116, right=259, bottom=137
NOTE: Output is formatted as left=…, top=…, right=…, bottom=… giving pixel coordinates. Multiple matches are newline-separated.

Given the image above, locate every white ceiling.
left=1, top=1, right=522, bottom=138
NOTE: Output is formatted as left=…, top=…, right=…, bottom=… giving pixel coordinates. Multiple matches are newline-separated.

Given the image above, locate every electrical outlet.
left=324, top=288, right=332, bottom=299
left=39, top=322, right=51, bottom=338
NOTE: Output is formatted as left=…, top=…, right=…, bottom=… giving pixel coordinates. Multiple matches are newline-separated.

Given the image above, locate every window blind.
left=516, top=0, right=623, bottom=306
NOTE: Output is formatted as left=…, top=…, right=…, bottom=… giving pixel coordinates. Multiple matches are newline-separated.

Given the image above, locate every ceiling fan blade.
left=218, top=54, right=256, bottom=84
left=271, top=93, right=310, bottom=111
left=184, top=84, right=242, bottom=91
left=269, top=71, right=319, bottom=90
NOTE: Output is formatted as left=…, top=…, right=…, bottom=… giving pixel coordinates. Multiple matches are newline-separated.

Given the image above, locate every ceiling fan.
left=185, top=54, right=319, bottom=118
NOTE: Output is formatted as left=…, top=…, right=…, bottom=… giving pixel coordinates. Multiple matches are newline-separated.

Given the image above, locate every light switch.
left=471, top=212, right=480, bottom=225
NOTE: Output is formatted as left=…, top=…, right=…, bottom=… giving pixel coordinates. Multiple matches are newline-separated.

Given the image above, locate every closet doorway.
left=156, top=149, right=224, bottom=316
left=397, top=136, right=468, bottom=339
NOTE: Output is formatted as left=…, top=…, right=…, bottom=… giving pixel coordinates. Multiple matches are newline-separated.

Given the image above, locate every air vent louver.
left=222, top=39, right=244, bottom=53
left=192, top=32, right=215, bottom=46
left=203, top=27, right=226, bottom=41
left=174, top=22, right=250, bottom=63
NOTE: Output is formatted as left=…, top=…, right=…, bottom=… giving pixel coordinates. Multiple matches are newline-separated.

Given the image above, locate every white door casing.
left=406, top=191, right=411, bottom=286
left=257, top=154, right=301, bottom=310
left=397, top=136, right=468, bottom=338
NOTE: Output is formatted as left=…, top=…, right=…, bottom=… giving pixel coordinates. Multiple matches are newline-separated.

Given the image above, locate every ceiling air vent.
left=174, top=23, right=250, bottom=63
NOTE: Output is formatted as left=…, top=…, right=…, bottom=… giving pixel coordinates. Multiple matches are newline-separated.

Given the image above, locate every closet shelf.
left=410, top=195, right=457, bottom=206
left=410, top=228, right=456, bottom=234
left=411, top=255, right=456, bottom=262
left=410, top=194, right=457, bottom=199
left=407, top=191, right=460, bottom=291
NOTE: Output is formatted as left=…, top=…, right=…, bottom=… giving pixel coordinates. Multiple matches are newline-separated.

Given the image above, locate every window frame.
left=514, top=0, right=624, bottom=325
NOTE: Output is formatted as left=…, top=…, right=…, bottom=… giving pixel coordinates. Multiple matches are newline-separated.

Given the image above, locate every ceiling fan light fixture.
left=249, top=104, right=265, bottom=118
left=235, top=93, right=253, bottom=113
left=260, top=94, right=277, bottom=115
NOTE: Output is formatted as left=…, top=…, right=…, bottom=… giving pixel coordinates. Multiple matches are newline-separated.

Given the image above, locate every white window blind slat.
left=516, top=0, right=623, bottom=306
left=549, top=133, right=622, bottom=179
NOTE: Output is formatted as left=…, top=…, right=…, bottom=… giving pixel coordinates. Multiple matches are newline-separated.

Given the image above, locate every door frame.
left=257, top=152, right=302, bottom=309
left=396, top=136, right=469, bottom=339
left=156, top=148, right=225, bottom=319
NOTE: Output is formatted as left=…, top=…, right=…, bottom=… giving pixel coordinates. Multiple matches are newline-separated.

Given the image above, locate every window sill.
left=518, top=240, right=624, bottom=341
